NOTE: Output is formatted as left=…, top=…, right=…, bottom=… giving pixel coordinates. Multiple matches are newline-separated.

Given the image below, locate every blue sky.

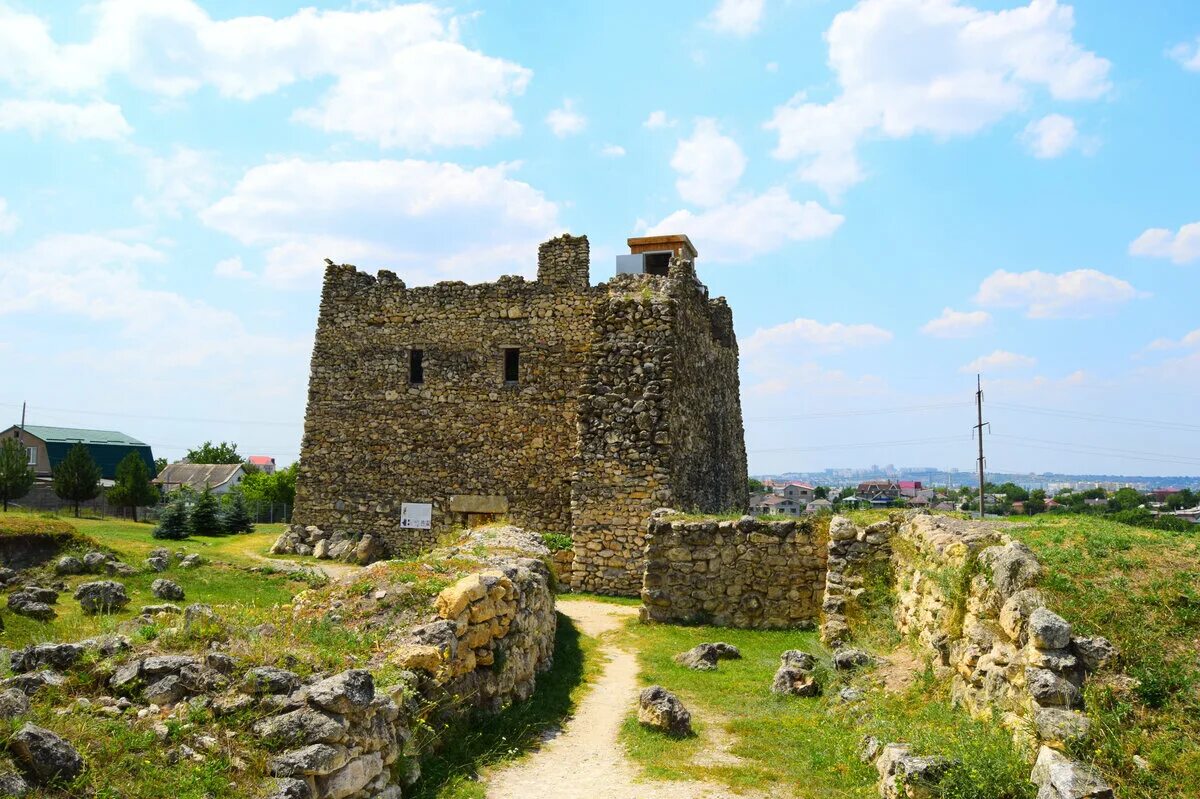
left=1, top=0, right=1198, bottom=476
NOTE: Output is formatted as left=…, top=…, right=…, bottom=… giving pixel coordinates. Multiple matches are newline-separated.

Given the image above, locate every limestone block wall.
left=820, top=515, right=895, bottom=646
left=294, top=243, right=594, bottom=556
left=823, top=513, right=1116, bottom=796
left=641, top=515, right=826, bottom=628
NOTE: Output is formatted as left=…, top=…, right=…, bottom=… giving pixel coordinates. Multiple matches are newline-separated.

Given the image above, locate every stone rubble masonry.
left=293, top=234, right=747, bottom=596
left=822, top=512, right=1114, bottom=798
left=641, top=515, right=825, bottom=628
left=820, top=514, right=895, bottom=646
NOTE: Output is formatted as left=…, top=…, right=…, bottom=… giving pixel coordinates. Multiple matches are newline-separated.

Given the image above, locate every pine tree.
left=220, top=491, right=255, bottom=535
left=0, top=438, right=35, bottom=512
left=53, top=443, right=102, bottom=518
left=189, top=484, right=222, bottom=536
left=153, top=496, right=191, bottom=540
left=107, top=451, right=159, bottom=522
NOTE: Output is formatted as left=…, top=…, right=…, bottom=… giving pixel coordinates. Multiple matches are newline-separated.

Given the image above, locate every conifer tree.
left=53, top=443, right=102, bottom=518
left=220, top=491, right=255, bottom=535
left=153, top=496, right=191, bottom=540
left=0, top=437, right=35, bottom=512
left=107, top=451, right=159, bottom=522
left=189, top=484, right=222, bottom=536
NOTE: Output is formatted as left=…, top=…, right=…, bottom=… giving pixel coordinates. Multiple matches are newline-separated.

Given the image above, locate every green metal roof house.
left=2, top=425, right=156, bottom=482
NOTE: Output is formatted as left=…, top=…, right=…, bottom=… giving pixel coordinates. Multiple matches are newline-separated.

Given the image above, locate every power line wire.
left=990, top=401, right=1200, bottom=434
left=746, top=400, right=970, bottom=422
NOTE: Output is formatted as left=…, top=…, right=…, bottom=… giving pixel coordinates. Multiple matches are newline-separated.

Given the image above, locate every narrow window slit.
left=409, top=349, right=424, bottom=384
left=504, top=348, right=520, bottom=383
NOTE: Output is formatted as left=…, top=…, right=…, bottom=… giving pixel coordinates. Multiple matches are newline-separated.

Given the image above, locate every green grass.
left=1003, top=514, right=1200, bottom=799
left=408, top=611, right=602, bottom=799
left=619, top=620, right=1034, bottom=799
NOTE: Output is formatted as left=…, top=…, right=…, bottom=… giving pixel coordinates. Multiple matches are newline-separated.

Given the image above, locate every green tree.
left=185, top=441, right=242, bottom=464
left=1108, top=487, right=1145, bottom=512
left=1165, top=489, right=1197, bottom=510
left=220, top=491, right=255, bottom=535
left=153, top=496, right=191, bottom=540
left=814, top=485, right=829, bottom=499
left=154, top=457, right=168, bottom=474
left=1026, top=489, right=1047, bottom=515
left=747, top=477, right=766, bottom=495
left=995, top=482, right=1029, bottom=503
left=53, top=443, right=102, bottom=518
left=237, top=463, right=297, bottom=507
left=189, top=484, right=222, bottom=535
left=107, top=452, right=159, bottom=522
left=0, top=438, right=35, bottom=511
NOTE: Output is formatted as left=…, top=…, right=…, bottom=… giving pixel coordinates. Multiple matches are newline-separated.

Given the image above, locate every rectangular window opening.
left=504, top=348, right=520, bottom=384
left=26, top=447, right=36, bottom=466
left=644, top=251, right=671, bottom=276
left=409, top=349, right=424, bottom=384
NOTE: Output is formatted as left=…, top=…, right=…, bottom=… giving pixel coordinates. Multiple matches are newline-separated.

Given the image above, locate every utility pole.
left=20, top=402, right=26, bottom=431
left=974, top=375, right=988, bottom=519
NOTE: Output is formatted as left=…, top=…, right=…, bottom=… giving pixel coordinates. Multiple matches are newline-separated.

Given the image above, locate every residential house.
left=247, top=455, right=276, bottom=475
left=897, top=480, right=924, bottom=498
left=782, top=482, right=815, bottom=504
left=805, top=498, right=833, bottom=514
left=154, top=463, right=246, bottom=495
left=750, top=493, right=804, bottom=516
left=1, top=425, right=155, bottom=484
left=857, top=479, right=901, bottom=501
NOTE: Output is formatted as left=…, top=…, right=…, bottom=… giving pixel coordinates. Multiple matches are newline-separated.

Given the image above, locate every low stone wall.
left=641, top=514, right=826, bottom=628
left=825, top=513, right=1115, bottom=798
left=820, top=515, right=894, bottom=646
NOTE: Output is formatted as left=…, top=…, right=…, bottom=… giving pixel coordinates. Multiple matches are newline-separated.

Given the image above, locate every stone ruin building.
left=292, top=233, right=748, bottom=595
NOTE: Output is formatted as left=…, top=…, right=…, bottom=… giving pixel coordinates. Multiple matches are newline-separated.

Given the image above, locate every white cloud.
left=974, top=268, right=1145, bottom=319
left=920, top=307, right=991, bottom=338
left=0, top=99, right=131, bottom=141
left=600, top=144, right=626, bottom=157
left=201, top=158, right=561, bottom=288
left=0, top=3, right=529, bottom=151
left=0, top=199, right=16, bottom=235
left=765, top=61, right=779, bottom=73
left=1146, top=329, right=1200, bottom=352
left=134, top=146, right=220, bottom=219
left=647, top=188, right=843, bottom=262
left=1129, top=222, right=1200, bottom=265
left=960, top=349, right=1036, bottom=372
left=643, top=110, right=675, bottom=129
left=745, top=317, right=893, bottom=356
left=1170, top=37, right=1200, bottom=71
left=214, top=256, right=252, bottom=280
left=765, top=0, right=1112, bottom=196
left=704, top=0, right=766, bottom=37
left=546, top=99, right=587, bottom=138
left=671, top=119, right=747, bottom=206
left=1020, top=113, right=1078, bottom=158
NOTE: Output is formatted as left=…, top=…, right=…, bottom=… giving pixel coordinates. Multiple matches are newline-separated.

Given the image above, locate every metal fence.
left=10, top=484, right=291, bottom=524
left=140, top=499, right=292, bottom=524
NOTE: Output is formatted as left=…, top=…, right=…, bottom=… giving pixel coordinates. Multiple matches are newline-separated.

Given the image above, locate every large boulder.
left=144, top=556, right=169, bottom=572
left=984, top=541, right=1042, bottom=600
left=81, top=551, right=110, bottom=573
left=772, top=650, right=820, bottom=697
left=354, top=534, right=384, bottom=565
left=54, top=556, right=84, bottom=576
left=1026, top=668, right=1083, bottom=709
left=1028, top=608, right=1072, bottom=651
left=150, top=578, right=185, bottom=601
left=73, top=581, right=129, bottom=614
left=242, top=667, right=301, bottom=696
left=673, top=642, right=741, bottom=671
left=833, top=647, right=873, bottom=671
left=10, top=644, right=83, bottom=674
left=268, top=744, right=350, bottom=778
left=6, top=591, right=56, bottom=621
left=1031, top=745, right=1113, bottom=799
left=1072, top=636, right=1117, bottom=672
left=253, top=708, right=348, bottom=748
left=637, top=685, right=692, bottom=736
left=9, top=723, right=84, bottom=784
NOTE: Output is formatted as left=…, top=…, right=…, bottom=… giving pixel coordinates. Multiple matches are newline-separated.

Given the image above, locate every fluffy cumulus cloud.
left=201, top=158, right=561, bottom=287
left=1170, top=37, right=1200, bottom=71
left=744, top=317, right=893, bottom=356
left=1129, top=222, right=1200, bottom=265
left=704, top=0, right=766, bottom=36
left=1020, top=113, right=1079, bottom=158
left=647, top=188, right=843, bottom=262
left=600, top=144, right=626, bottom=157
left=1146, top=328, right=1200, bottom=352
left=134, top=146, right=221, bottom=219
left=0, top=2, right=529, bottom=150
left=214, top=256, right=252, bottom=280
left=765, top=0, right=1112, bottom=195
left=671, top=119, right=747, bottom=206
left=643, top=110, right=675, bottom=129
left=974, top=268, right=1145, bottom=318
left=0, top=99, right=132, bottom=141
left=920, top=307, right=990, bottom=337
left=545, top=99, right=587, bottom=138
left=960, top=349, right=1036, bottom=372
left=0, top=199, right=16, bottom=235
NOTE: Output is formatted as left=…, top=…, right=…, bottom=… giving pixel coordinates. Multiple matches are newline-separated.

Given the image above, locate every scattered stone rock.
left=151, top=578, right=185, bottom=601
left=0, top=773, right=29, bottom=797
left=10, top=643, right=83, bottom=674
left=637, top=685, right=692, bottom=736
left=1072, top=636, right=1118, bottom=672
left=110, top=660, right=142, bottom=690
left=354, top=534, right=384, bottom=565
left=833, top=647, right=872, bottom=671
left=875, top=742, right=954, bottom=799
left=140, top=603, right=181, bottom=616
left=242, top=667, right=301, bottom=696
left=1034, top=707, right=1092, bottom=748
left=673, top=642, right=741, bottom=671
left=2, top=671, right=65, bottom=696
left=142, top=655, right=200, bottom=676
left=9, top=723, right=84, bottom=784
left=73, top=581, right=129, bottom=614
left=0, top=687, right=31, bottom=720
left=859, top=735, right=882, bottom=763
left=7, top=590, right=57, bottom=621
left=1026, top=667, right=1083, bottom=709
left=205, top=652, right=236, bottom=674
left=82, top=552, right=110, bottom=573
left=265, top=776, right=312, bottom=799
left=144, top=675, right=186, bottom=706
left=54, top=556, right=84, bottom=576
left=179, top=554, right=203, bottom=568
left=1031, top=744, right=1114, bottom=799
left=144, top=556, right=169, bottom=572
left=183, top=603, right=222, bottom=634
left=306, top=670, right=374, bottom=715
left=839, top=686, right=865, bottom=703
left=104, top=560, right=137, bottom=576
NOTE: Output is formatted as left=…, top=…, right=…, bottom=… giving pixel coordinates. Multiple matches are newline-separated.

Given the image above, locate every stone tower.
left=293, top=233, right=748, bottom=595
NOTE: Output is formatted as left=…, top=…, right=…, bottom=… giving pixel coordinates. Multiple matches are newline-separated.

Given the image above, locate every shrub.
left=0, top=437, right=35, bottom=511
left=541, top=532, right=573, bottom=552
left=153, top=497, right=191, bottom=540
left=220, top=491, right=255, bottom=535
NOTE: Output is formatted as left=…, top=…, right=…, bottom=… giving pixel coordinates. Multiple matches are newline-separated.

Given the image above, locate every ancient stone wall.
left=820, top=514, right=895, bottom=645
left=294, top=238, right=594, bottom=557
left=823, top=513, right=1115, bottom=797
left=641, top=514, right=826, bottom=628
